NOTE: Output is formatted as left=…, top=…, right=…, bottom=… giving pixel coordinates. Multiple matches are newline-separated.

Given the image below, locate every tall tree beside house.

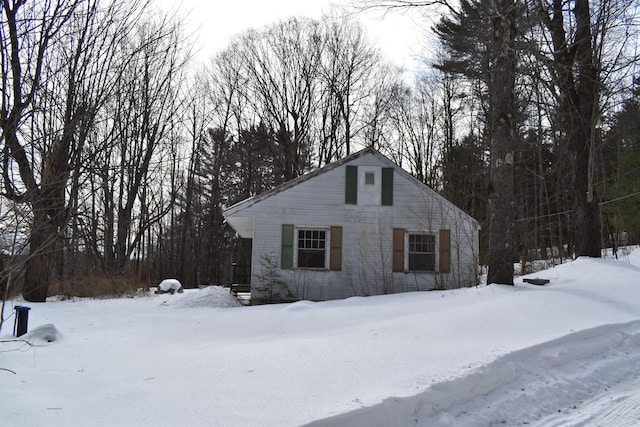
left=433, top=0, right=494, bottom=87
left=486, top=0, right=519, bottom=285
left=358, top=0, right=638, bottom=268
left=530, top=0, right=639, bottom=257
left=531, top=0, right=601, bottom=257
left=432, top=0, right=495, bottom=267
left=434, top=0, right=568, bottom=268
left=432, top=0, right=520, bottom=283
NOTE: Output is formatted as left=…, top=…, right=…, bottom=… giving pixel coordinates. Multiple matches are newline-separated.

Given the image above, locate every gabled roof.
left=223, top=146, right=479, bottom=228
left=224, top=146, right=378, bottom=217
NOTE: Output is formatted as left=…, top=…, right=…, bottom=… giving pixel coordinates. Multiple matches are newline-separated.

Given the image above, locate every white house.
left=223, top=147, right=480, bottom=304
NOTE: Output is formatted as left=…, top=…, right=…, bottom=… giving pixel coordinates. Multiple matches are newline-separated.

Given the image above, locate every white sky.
left=160, top=0, right=429, bottom=72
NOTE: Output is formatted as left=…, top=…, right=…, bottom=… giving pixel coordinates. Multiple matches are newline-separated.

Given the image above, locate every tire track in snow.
left=306, top=320, right=640, bottom=426
left=537, top=372, right=640, bottom=426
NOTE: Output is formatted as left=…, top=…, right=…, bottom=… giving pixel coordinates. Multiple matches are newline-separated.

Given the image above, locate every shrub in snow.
left=155, top=279, right=183, bottom=295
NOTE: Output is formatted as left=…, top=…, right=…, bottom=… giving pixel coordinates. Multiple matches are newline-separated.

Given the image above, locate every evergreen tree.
left=601, top=78, right=640, bottom=246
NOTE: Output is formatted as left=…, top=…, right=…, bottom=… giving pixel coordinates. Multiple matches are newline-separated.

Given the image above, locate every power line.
left=599, top=191, right=640, bottom=206
left=516, top=191, right=640, bottom=222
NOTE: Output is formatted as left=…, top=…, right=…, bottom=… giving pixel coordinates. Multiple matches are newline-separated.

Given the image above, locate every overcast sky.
left=160, top=0, right=428, bottom=72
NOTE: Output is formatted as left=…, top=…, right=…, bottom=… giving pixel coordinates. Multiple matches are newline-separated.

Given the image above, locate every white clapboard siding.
left=223, top=148, right=480, bottom=303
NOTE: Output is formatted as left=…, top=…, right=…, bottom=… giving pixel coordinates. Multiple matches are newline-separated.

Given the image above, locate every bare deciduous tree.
left=1, top=0, right=139, bottom=300
left=319, top=16, right=380, bottom=158
left=237, top=18, right=322, bottom=181
left=531, top=0, right=639, bottom=257
left=94, top=16, right=189, bottom=273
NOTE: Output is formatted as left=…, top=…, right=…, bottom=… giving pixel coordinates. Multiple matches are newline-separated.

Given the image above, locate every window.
left=365, top=172, right=375, bottom=185
left=282, top=225, right=341, bottom=270
left=408, top=234, right=435, bottom=271
left=297, top=229, right=327, bottom=268
left=394, top=228, right=447, bottom=273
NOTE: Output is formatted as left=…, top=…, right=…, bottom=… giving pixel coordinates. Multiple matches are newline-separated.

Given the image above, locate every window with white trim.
left=365, top=172, right=375, bottom=185
left=408, top=233, right=435, bottom=271
left=297, top=228, right=327, bottom=269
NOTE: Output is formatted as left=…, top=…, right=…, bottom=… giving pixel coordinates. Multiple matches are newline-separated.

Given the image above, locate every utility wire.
left=516, top=190, right=640, bottom=222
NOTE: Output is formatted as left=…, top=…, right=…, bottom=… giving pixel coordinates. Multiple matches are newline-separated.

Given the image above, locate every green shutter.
left=382, top=168, right=393, bottom=206
left=281, top=224, right=294, bottom=269
left=345, top=165, right=357, bottom=204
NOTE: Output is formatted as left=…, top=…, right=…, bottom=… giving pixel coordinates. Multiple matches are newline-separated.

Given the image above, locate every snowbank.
left=2, top=250, right=640, bottom=426
left=162, top=286, right=242, bottom=308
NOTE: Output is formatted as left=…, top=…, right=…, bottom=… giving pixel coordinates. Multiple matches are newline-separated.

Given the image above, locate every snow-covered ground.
left=2, top=249, right=640, bottom=426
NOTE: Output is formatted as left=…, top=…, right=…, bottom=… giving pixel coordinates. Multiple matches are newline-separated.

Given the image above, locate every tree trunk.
left=571, top=0, right=601, bottom=257
left=487, top=0, right=517, bottom=285
left=572, top=146, right=601, bottom=257
left=23, top=201, right=57, bottom=302
left=539, top=0, right=602, bottom=257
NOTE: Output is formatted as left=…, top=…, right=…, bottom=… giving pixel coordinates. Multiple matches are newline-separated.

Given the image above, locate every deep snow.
left=2, top=250, right=640, bottom=426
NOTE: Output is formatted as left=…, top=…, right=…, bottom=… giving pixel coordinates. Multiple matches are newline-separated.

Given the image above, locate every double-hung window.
left=297, top=229, right=327, bottom=269
left=282, top=225, right=341, bottom=271
left=408, top=233, right=435, bottom=271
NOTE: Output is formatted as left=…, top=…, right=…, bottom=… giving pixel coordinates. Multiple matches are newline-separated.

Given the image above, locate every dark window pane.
left=365, top=172, right=374, bottom=185
left=297, top=229, right=327, bottom=268
left=409, top=253, right=434, bottom=271
left=298, top=249, right=325, bottom=268
left=408, top=234, right=435, bottom=271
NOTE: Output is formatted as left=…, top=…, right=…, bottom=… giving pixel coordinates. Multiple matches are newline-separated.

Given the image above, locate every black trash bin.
left=13, top=305, right=31, bottom=337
